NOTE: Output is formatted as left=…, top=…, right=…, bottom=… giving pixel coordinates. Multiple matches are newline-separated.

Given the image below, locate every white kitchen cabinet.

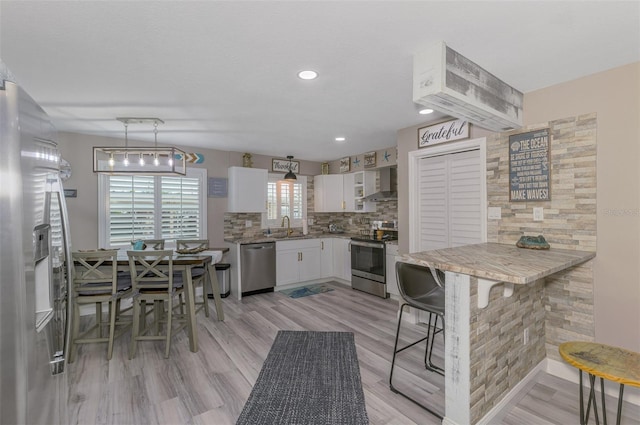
left=227, top=166, right=267, bottom=213
left=315, top=172, right=376, bottom=213
left=385, top=243, right=399, bottom=296
left=320, top=238, right=334, bottom=278
left=332, top=238, right=352, bottom=282
left=276, top=239, right=321, bottom=285
left=314, top=174, right=344, bottom=212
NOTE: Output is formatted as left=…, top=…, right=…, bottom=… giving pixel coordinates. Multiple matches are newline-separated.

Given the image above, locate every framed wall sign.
left=208, top=177, right=228, bottom=198
left=272, top=158, right=299, bottom=174
left=509, top=128, right=551, bottom=202
left=63, top=189, right=77, bottom=198
left=418, top=118, right=469, bottom=148
left=339, top=157, right=350, bottom=173
left=364, top=151, right=376, bottom=168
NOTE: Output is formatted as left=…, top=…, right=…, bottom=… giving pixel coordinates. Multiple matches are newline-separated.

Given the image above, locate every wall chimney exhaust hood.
left=413, top=41, right=523, bottom=132
left=363, top=167, right=397, bottom=201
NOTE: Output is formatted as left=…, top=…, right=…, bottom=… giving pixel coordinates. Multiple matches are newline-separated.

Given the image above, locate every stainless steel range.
left=350, top=221, right=397, bottom=298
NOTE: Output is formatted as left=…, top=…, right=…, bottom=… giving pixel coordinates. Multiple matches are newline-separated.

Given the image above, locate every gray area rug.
left=236, top=330, right=369, bottom=425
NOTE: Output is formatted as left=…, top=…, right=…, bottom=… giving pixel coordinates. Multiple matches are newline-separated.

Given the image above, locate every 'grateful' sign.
left=418, top=119, right=469, bottom=148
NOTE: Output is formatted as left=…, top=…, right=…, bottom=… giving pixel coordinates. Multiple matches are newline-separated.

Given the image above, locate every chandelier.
left=93, top=117, right=187, bottom=175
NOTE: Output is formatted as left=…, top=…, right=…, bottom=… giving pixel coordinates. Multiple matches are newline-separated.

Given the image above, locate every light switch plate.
left=488, top=207, right=502, bottom=220
left=533, top=207, right=544, bottom=221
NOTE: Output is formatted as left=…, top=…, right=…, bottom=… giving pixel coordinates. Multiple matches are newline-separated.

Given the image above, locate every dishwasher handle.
left=242, top=243, right=275, bottom=251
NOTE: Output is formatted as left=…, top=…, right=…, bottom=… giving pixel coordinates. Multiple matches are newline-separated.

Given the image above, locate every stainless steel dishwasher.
left=240, top=242, right=276, bottom=295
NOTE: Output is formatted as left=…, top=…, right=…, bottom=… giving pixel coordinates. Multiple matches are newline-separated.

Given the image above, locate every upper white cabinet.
left=227, top=166, right=267, bottom=213
left=314, top=174, right=344, bottom=212
left=314, top=171, right=376, bottom=213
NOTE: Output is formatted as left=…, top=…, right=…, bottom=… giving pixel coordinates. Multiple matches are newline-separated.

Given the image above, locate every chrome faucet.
left=281, top=215, right=293, bottom=236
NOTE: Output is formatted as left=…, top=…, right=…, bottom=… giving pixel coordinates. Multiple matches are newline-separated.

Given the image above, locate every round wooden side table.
left=559, top=341, right=640, bottom=425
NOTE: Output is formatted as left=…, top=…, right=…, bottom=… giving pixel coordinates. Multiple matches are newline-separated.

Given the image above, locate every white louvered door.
left=417, top=149, right=482, bottom=251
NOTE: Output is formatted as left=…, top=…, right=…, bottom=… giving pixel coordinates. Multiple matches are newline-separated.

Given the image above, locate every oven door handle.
left=350, top=240, right=384, bottom=249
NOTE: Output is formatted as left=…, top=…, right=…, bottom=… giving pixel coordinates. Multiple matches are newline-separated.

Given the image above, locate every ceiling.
left=1, top=1, right=638, bottom=162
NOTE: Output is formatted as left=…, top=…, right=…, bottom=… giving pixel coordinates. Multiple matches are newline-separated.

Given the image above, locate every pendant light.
left=284, top=155, right=297, bottom=181
left=93, top=118, right=187, bottom=175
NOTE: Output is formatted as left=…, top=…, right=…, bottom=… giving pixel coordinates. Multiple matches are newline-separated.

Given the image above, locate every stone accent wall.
left=477, top=113, right=597, bottom=419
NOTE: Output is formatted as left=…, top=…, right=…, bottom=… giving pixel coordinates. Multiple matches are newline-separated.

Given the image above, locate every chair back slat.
left=127, top=250, right=176, bottom=292
left=176, top=239, right=209, bottom=251
left=72, top=250, right=119, bottom=294
left=130, top=239, right=165, bottom=250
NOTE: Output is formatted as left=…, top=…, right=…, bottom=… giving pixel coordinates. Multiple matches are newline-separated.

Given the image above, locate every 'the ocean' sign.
left=418, top=118, right=469, bottom=148
left=509, top=128, right=551, bottom=202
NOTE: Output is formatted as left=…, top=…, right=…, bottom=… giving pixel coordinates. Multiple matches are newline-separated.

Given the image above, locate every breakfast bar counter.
left=402, top=242, right=595, bottom=424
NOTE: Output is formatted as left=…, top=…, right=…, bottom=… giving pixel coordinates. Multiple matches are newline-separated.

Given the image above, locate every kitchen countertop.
left=224, top=232, right=360, bottom=244
left=402, top=242, right=595, bottom=284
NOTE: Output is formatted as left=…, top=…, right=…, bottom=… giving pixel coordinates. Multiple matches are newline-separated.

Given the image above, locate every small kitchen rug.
left=280, top=284, right=334, bottom=299
left=236, top=330, right=369, bottom=425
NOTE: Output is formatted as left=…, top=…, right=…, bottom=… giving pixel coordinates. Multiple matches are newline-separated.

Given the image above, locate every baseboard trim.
left=546, top=358, right=640, bottom=407
left=475, top=359, right=546, bottom=425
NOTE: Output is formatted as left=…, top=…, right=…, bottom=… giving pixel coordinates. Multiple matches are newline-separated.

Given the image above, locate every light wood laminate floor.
left=68, top=281, right=640, bottom=425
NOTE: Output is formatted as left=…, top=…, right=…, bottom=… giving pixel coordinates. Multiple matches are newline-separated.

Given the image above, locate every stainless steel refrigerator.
left=1, top=61, right=72, bottom=424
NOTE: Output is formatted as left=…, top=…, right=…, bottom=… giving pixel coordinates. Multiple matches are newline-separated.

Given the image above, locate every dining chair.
left=127, top=249, right=204, bottom=358
left=176, top=239, right=211, bottom=317
left=69, top=250, right=132, bottom=362
left=389, top=261, right=445, bottom=418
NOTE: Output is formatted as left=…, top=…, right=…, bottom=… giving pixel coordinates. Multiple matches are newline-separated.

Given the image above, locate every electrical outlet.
left=523, top=328, right=529, bottom=345
left=488, top=207, right=502, bottom=220
left=348, top=218, right=353, bottom=225
left=533, top=207, right=544, bottom=221
left=245, top=220, right=252, bottom=227
left=307, top=218, right=314, bottom=225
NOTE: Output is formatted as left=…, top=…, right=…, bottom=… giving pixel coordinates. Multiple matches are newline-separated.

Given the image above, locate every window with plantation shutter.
left=98, top=168, right=207, bottom=248
left=263, top=174, right=306, bottom=229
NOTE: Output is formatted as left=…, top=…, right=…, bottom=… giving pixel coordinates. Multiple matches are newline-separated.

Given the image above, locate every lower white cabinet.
left=320, top=238, right=334, bottom=278
left=385, top=243, right=399, bottom=296
left=276, top=239, right=321, bottom=286
left=332, top=238, right=352, bottom=282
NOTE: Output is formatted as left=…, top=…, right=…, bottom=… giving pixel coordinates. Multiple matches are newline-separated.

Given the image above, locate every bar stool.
left=559, top=341, right=640, bottom=425
left=389, top=261, right=445, bottom=419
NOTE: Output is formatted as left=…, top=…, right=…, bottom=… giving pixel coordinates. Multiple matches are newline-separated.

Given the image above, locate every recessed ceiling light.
left=298, top=70, right=318, bottom=80
left=419, top=108, right=434, bottom=115
left=335, top=137, right=346, bottom=142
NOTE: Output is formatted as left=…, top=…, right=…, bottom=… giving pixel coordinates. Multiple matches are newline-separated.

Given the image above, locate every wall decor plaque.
left=272, top=158, right=299, bottom=174
left=339, top=157, right=350, bottom=173
left=418, top=118, right=469, bottom=148
left=364, top=151, right=376, bottom=168
left=208, top=177, right=228, bottom=198
left=509, top=128, right=551, bottom=202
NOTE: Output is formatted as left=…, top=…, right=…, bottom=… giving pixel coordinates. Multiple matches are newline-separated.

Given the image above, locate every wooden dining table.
left=115, top=250, right=225, bottom=353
